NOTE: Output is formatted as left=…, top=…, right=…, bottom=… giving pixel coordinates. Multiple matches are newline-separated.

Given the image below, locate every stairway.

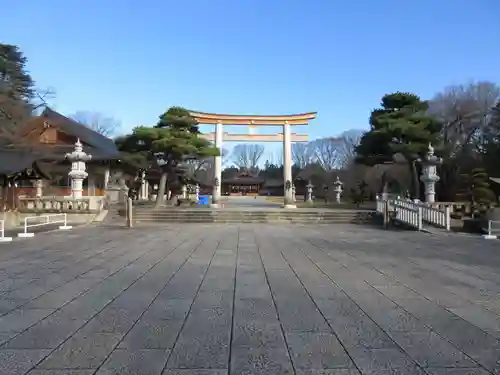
left=129, top=207, right=376, bottom=225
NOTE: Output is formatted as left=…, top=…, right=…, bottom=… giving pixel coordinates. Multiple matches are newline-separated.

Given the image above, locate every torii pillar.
left=211, top=122, right=223, bottom=208
left=282, top=121, right=295, bottom=208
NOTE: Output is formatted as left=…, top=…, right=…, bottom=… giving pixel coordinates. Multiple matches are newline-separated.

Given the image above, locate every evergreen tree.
left=355, top=92, right=442, bottom=199
left=350, top=180, right=368, bottom=208
left=0, top=43, right=35, bottom=141
left=117, top=107, right=218, bottom=207
left=456, top=168, right=496, bottom=216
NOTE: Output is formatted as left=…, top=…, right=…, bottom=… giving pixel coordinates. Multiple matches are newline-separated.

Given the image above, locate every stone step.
left=132, top=214, right=373, bottom=224
left=126, top=208, right=376, bottom=224
left=132, top=214, right=370, bottom=219
left=134, top=219, right=372, bottom=224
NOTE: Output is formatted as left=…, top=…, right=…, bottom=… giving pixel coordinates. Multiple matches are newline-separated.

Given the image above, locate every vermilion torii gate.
left=189, top=110, right=317, bottom=208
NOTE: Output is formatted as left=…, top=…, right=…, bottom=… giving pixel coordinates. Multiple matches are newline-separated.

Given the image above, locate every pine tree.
left=456, top=168, right=496, bottom=216
left=117, top=107, right=218, bottom=207
left=355, top=92, right=442, bottom=199
left=350, top=180, right=368, bottom=208
left=0, top=44, right=35, bottom=141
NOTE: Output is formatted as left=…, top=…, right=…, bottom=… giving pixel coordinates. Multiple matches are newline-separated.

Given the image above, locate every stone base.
left=18, top=232, right=34, bottom=238
left=0, top=237, right=12, bottom=242
left=483, top=234, right=497, bottom=240
left=209, top=203, right=220, bottom=208
left=282, top=204, right=297, bottom=209
left=58, top=226, right=73, bottom=230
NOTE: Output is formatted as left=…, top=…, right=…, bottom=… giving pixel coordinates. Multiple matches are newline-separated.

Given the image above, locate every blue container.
left=198, top=195, right=209, bottom=205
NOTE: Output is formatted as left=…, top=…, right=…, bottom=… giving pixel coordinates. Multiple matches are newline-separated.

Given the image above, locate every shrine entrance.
left=189, top=110, right=316, bottom=208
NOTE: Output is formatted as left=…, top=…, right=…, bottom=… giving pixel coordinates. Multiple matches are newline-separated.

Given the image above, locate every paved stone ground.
left=0, top=224, right=499, bottom=374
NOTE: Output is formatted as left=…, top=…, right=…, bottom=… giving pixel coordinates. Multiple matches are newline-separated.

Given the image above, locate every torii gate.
left=189, top=110, right=317, bottom=208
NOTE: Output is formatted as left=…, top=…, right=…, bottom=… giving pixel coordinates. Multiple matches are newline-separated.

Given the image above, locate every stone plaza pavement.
left=0, top=224, right=499, bottom=374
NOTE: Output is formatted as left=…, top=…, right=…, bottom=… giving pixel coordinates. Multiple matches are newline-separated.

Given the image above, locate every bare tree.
left=184, top=147, right=229, bottom=183
left=428, top=81, right=500, bottom=200
left=336, top=130, right=363, bottom=169
left=71, top=111, right=121, bottom=137
left=310, top=137, right=341, bottom=171
left=429, top=81, right=500, bottom=153
left=292, top=142, right=315, bottom=168
left=231, top=144, right=265, bottom=169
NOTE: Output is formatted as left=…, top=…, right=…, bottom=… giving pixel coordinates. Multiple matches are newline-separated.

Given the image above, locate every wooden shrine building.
left=0, top=107, right=122, bottom=201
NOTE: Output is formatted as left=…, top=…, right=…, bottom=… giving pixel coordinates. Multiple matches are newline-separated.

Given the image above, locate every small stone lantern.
left=333, top=176, right=343, bottom=204
left=419, top=143, right=442, bottom=204
left=306, top=181, right=314, bottom=203
left=195, top=184, right=200, bottom=203
left=65, top=139, right=92, bottom=199
left=182, top=185, right=187, bottom=199
left=291, top=184, right=296, bottom=202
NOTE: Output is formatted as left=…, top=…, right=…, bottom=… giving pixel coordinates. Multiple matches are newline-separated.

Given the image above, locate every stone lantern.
left=195, top=184, right=200, bottom=203
left=306, top=181, right=314, bottom=203
left=333, top=176, right=343, bottom=204
left=291, top=184, right=296, bottom=203
left=65, top=139, right=92, bottom=199
left=182, top=185, right=187, bottom=199
left=419, top=143, right=442, bottom=204
left=34, top=179, right=43, bottom=198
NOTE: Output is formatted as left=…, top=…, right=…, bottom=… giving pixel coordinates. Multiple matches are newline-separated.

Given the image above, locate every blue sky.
left=2, top=0, right=499, bottom=161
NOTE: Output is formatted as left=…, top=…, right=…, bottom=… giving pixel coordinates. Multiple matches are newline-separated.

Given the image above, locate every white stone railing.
left=18, top=197, right=94, bottom=212
left=393, top=201, right=423, bottom=230
left=376, top=199, right=386, bottom=214
left=0, top=220, right=12, bottom=242
left=420, top=204, right=451, bottom=230
left=376, top=197, right=451, bottom=231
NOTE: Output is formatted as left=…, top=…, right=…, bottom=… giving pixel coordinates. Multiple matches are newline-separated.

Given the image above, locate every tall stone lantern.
left=306, top=181, right=314, bottom=203
left=195, top=184, right=200, bottom=203
left=65, top=139, right=92, bottom=199
left=419, top=143, right=442, bottom=204
left=333, top=176, right=343, bottom=204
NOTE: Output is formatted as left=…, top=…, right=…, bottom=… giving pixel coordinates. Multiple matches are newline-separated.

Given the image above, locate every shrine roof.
left=40, top=108, right=121, bottom=159
left=0, top=149, right=51, bottom=179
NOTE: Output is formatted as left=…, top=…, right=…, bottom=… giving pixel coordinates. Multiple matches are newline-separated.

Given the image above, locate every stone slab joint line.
left=22, top=232, right=192, bottom=373
left=226, top=226, right=240, bottom=374
left=279, top=246, right=425, bottom=374
left=252, top=229, right=299, bottom=375
left=159, top=239, right=222, bottom=373
left=0, top=230, right=162, bottom=317
left=300, top=237, right=495, bottom=374
left=92, top=237, right=207, bottom=375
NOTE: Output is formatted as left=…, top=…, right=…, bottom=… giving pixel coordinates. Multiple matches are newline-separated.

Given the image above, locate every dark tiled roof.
left=0, top=149, right=51, bottom=178
left=41, top=108, right=120, bottom=159
left=39, top=144, right=120, bottom=161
